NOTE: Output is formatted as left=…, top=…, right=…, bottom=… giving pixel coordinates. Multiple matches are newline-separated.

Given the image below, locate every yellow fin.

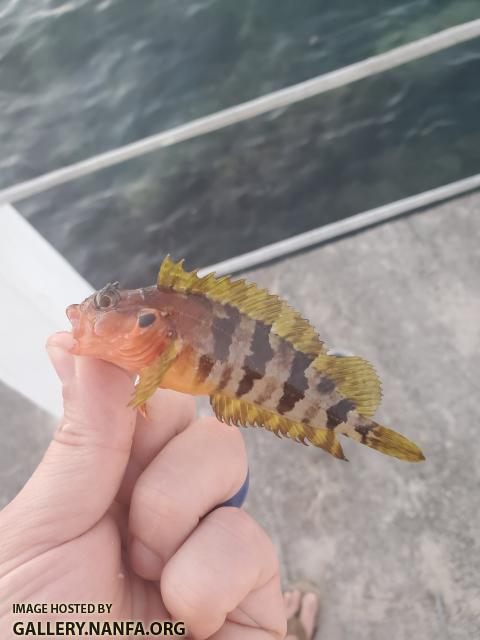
left=158, top=256, right=324, bottom=356
left=313, top=353, right=382, bottom=417
left=368, top=425, right=425, bottom=462
left=210, top=393, right=346, bottom=460
left=129, top=340, right=182, bottom=408
left=338, top=421, right=425, bottom=462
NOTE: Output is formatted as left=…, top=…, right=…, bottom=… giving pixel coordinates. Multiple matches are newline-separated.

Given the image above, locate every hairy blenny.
left=66, top=256, right=424, bottom=462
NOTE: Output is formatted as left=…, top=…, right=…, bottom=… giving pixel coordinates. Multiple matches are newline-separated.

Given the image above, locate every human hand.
left=0, top=332, right=286, bottom=639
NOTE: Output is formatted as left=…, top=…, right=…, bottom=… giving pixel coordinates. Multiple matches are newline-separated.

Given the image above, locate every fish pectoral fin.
left=210, top=393, right=347, bottom=460
left=129, top=340, right=183, bottom=409
left=312, top=353, right=382, bottom=417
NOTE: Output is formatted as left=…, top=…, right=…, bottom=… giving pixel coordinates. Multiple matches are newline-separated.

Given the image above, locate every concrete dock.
left=2, top=191, right=479, bottom=638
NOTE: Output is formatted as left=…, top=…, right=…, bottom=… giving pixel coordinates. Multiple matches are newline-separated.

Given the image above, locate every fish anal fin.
left=210, top=393, right=347, bottom=461
left=129, top=339, right=182, bottom=409
left=157, top=256, right=324, bottom=356
left=313, top=353, right=382, bottom=417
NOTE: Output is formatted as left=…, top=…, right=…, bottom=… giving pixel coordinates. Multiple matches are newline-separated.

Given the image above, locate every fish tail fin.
left=338, top=416, right=425, bottom=462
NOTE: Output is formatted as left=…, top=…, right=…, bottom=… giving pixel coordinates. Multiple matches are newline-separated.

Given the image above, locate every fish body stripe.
left=212, top=304, right=241, bottom=362
left=220, top=314, right=258, bottom=397
left=196, top=354, right=215, bottom=385
left=236, top=321, right=274, bottom=398
left=317, top=376, right=335, bottom=394
left=218, top=364, right=233, bottom=390
left=237, top=367, right=263, bottom=397
left=187, top=300, right=356, bottom=432
left=355, top=424, right=371, bottom=443
left=193, top=303, right=241, bottom=391
left=276, top=350, right=313, bottom=414
left=252, top=336, right=296, bottom=407
left=289, top=368, right=338, bottom=426
left=326, top=399, right=356, bottom=428
left=244, top=322, right=274, bottom=376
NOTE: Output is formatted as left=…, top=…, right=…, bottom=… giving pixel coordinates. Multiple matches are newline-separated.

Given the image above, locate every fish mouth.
left=66, top=304, right=88, bottom=353
left=66, top=304, right=81, bottom=332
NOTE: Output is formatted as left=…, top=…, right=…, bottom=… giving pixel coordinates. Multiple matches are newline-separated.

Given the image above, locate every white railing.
left=1, top=18, right=480, bottom=205
left=201, top=172, right=480, bottom=275
left=1, top=18, right=480, bottom=414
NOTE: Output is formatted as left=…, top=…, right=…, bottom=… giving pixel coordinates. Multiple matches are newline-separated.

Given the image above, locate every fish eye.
left=96, top=293, right=115, bottom=309
left=94, top=284, right=120, bottom=310
left=138, top=312, right=157, bottom=328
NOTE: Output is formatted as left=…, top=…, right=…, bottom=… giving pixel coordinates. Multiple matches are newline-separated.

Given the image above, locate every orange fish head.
left=66, top=283, right=172, bottom=372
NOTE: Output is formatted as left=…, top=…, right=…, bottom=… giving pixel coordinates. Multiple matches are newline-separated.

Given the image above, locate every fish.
left=66, top=256, right=424, bottom=462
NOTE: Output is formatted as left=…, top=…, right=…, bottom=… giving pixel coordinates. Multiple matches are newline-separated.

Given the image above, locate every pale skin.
left=0, top=332, right=317, bottom=639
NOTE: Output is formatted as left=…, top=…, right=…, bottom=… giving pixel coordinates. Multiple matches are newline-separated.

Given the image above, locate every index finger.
left=116, top=388, right=196, bottom=504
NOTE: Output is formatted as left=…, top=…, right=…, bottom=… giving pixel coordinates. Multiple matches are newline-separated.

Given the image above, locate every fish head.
left=66, top=283, right=173, bottom=372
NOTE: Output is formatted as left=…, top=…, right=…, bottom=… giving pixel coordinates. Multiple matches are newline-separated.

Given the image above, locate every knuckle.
left=132, top=480, right=184, bottom=532
left=212, top=508, right=260, bottom=549
left=53, top=418, right=94, bottom=448
left=161, top=567, right=208, bottom=620
left=214, top=509, right=280, bottom=574
left=53, top=408, right=133, bottom=453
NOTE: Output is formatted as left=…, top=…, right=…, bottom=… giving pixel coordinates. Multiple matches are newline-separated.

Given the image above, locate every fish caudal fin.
left=337, top=417, right=425, bottom=462
left=312, top=352, right=424, bottom=461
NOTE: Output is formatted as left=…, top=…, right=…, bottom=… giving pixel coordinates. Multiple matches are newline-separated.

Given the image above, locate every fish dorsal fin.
left=312, top=353, right=382, bottom=417
left=158, top=256, right=324, bottom=355
left=210, top=393, right=346, bottom=460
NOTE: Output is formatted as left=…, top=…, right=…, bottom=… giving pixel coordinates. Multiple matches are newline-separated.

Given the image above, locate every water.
left=1, top=0, right=479, bottom=287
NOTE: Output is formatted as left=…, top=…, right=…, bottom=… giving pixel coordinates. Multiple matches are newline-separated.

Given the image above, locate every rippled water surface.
left=1, top=0, right=479, bottom=286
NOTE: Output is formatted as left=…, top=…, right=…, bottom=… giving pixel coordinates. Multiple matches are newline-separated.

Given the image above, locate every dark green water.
left=1, top=0, right=479, bottom=287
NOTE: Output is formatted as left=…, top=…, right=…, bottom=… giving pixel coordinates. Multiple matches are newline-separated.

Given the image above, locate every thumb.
left=2, top=332, right=137, bottom=555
